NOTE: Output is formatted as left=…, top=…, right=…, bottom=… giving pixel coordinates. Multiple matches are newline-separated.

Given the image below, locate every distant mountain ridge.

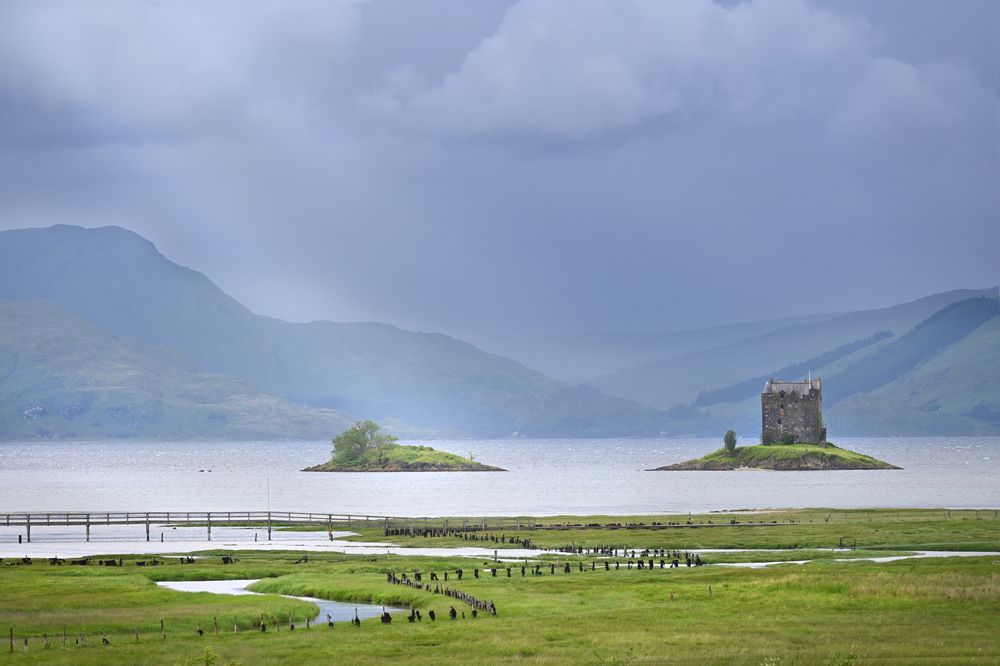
left=0, top=224, right=995, bottom=440
left=592, top=286, right=998, bottom=410
left=0, top=225, right=667, bottom=439
left=590, top=290, right=999, bottom=437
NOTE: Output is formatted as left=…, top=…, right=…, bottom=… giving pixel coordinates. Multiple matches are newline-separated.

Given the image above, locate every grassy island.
left=303, top=420, right=505, bottom=472
left=652, top=441, right=900, bottom=471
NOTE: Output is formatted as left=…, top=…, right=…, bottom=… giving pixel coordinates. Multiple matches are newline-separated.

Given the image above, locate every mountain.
left=612, top=294, right=1000, bottom=438
left=0, top=225, right=665, bottom=438
left=0, top=299, right=351, bottom=440
left=1, top=224, right=994, bottom=440
left=823, top=297, right=999, bottom=405
left=472, top=311, right=840, bottom=382
left=828, top=302, right=1000, bottom=435
left=591, top=287, right=998, bottom=410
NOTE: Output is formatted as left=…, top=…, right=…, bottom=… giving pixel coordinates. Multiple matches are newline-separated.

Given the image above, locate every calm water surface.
left=0, top=437, right=997, bottom=516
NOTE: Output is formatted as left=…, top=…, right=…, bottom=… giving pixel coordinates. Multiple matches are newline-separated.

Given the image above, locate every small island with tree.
left=651, top=379, right=900, bottom=470
left=650, top=431, right=901, bottom=471
left=303, top=420, right=506, bottom=472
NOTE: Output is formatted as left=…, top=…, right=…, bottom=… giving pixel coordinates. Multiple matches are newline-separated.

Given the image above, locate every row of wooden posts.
left=7, top=613, right=328, bottom=654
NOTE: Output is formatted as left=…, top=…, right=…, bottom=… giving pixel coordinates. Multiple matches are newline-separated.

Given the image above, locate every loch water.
left=0, top=437, right=997, bottom=516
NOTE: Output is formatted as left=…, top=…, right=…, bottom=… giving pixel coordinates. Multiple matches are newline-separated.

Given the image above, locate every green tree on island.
left=331, top=420, right=399, bottom=467
left=724, top=430, right=737, bottom=454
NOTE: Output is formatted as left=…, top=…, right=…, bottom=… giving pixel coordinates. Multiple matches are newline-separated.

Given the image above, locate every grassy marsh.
left=1, top=508, right=997, bottom=664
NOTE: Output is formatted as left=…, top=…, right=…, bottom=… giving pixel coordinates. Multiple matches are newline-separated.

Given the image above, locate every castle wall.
left=761, top=384, right=824, bottom=444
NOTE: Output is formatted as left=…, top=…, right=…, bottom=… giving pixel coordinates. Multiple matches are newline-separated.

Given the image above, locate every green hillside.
left=0, top=225, right=664, bottom=438
left=591, top=287, right=995, bottom=409
left=828, top=314, right=1000, bottom=435
left=824, top=297, right=999, bottom=404
left=0, top=300, right=351, bottom=440
left=693, top=331, right=893, bottom=407
left=681, top=296, right=1000, bottom=437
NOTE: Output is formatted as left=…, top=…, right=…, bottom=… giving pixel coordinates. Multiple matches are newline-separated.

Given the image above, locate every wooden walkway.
left=1, top=511, right=786, bottom=543
left=0, top=511, right=538, bottom=542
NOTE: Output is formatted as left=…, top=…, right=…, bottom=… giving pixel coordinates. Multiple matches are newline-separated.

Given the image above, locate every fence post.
left=26, top=515, right=31, bottom=543
left=267, top=512, right=272, bottom=541
left=207, top=513, right=212, bottom=542
left=146, top=514, right=150, bottom=542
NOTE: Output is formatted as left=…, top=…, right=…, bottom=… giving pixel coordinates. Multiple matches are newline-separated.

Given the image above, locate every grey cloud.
left=362, top=0, right=993, bottom=141
left=0, top=0, right=994, bottom=343
left=0, top=0, right=361, bottom=145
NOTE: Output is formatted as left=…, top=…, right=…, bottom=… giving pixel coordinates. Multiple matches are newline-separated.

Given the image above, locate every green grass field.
left=1, top=509, right=998, bottom=664
left=333, top=508, right=1000, bottom=552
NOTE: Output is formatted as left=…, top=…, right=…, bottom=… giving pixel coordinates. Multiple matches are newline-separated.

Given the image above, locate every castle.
left=761, top=378, right=826, bottom=444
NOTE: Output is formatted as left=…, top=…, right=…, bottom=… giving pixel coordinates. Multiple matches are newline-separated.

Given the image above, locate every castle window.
left=777, top=419, right=782, bottom=425
left=780, top=404, right=784, bottom=409
left=779, top=391, right=785, bottom=398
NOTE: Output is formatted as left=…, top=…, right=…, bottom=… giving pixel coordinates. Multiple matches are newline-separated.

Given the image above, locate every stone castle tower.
left=761, top=378, right=826, bottom=444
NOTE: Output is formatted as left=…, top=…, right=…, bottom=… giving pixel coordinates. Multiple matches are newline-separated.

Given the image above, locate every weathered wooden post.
left=207, top=513, right=212, bottom=542
left=145, top=513, right=150, bottom=542
left=267, top=512, right=272, bottom=541
left=86, top=514, right=91, bottom=542
left=26, top=515, right=31, bottom=543
left=328, top=515, right=333, bottom=541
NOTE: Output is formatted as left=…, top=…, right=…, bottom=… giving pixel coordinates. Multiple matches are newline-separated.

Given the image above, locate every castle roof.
left=763, top=378, right=821, bottom=396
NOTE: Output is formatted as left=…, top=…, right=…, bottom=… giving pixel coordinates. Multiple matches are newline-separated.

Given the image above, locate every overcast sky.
left=0, top=0, right=996, bottom=338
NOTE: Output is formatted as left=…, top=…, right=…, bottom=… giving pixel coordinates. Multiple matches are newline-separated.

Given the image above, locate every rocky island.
left=651, top=441, right=900, bottom=471
left=652, top=377, right=899, bottom=470
left=303, top=420, right=505, bottom=472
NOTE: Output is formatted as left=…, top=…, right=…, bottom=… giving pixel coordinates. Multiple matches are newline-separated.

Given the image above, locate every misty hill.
left=473, top=311, right=839, bottom=382
left=591, top=286, right=997, bottom=410
left=637, top=294, right=1000, bottom=437
left=0, top=299, right=351, bottom=440
left=828, top=303, right=1000, bottom=435
left=693, top=331, right=894, bottom=408
left=823, top=297, right=999, bottom=405
left=0, top=225, right=666, bottom=438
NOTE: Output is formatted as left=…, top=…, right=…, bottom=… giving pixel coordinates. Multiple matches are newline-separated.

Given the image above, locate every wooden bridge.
left=1, top=511, right=788, bottom=544
left=0, top=511, right=539, bottom=543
